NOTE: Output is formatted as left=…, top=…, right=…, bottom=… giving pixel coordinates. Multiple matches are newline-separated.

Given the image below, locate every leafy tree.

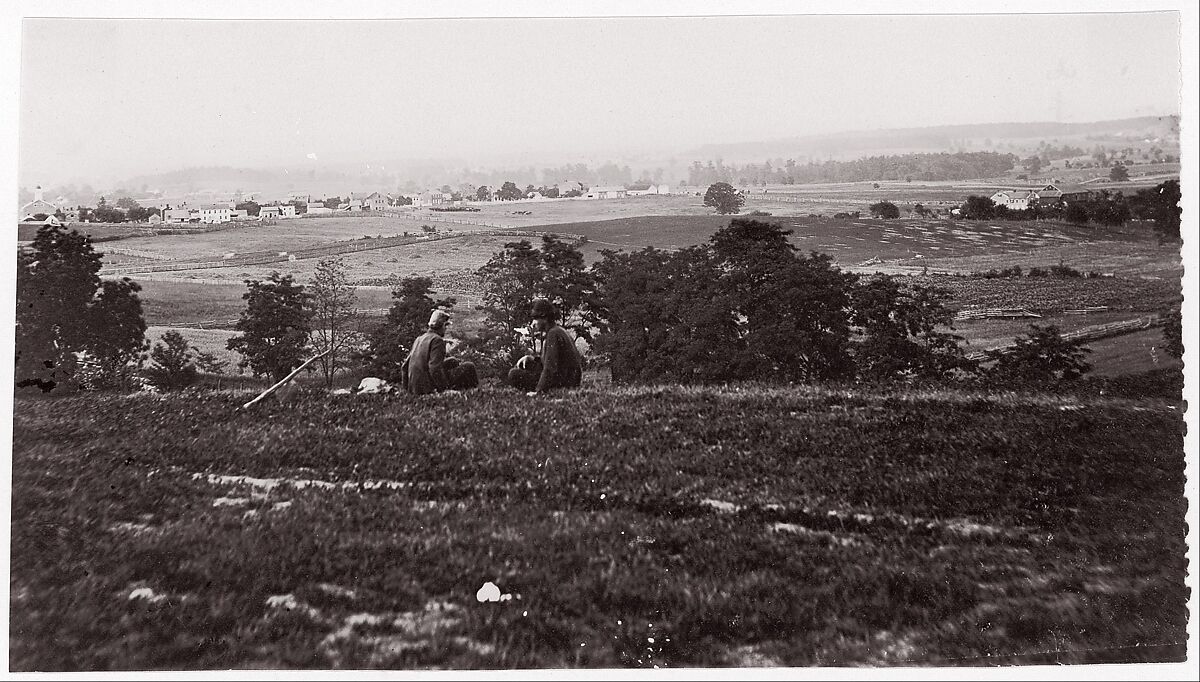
left=478, top=240, right=548, bottom=336
left=708, top=220, right=857, bottom=382
left=869, top=201, right=900, bottom=219
left=114, top=196, right=140, bottom=211
left=227, top=273, right=314, bottom=381
left=1109, top=163, right=1130, bottom=182
left=1022, top=155, right=1044, bottom=173
left=986, top=325, right=1091, bottom=383
left=146, top=330, right=199, bottom=390
left=960, top=195, right=996, bottom=220
left=1063, top=202, right=1090, bottom=225
left=912, top=203, right=929, bottom=217
left=592, top=245, right=745, bottom=383
left=358, top=276, right=455, bottom=382
left=92, top=204, right=127, bottom=223
left=497, top=181, right=523, bottom=201
left=193, top=347, right=228, bottom=375
left=1086, top=192, right=1131, bottom=226
left=308, top=258, right=361, bottom=388
left=322, top=197, right=342, bottom=210
left=236, top=201, right=261, bottom=216
left=475, top=185, right=491, bottom=202
left=703, top=182, right=744, bottom=215
left=592, top=220, right=857, bottom=384
left=16, top=225, right=103, bottom=390
left=850, top=275, right=975, bottom=381
left=534, top=236, right=596, bottom=342
left=473, top=237, right=595, bottom=375
left=82, top=278, right=149, bottom=389
left=1129, top=179, right=1181, bottom=242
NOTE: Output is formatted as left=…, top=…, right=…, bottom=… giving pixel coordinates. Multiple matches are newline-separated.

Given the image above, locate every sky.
left=14, top=8, right=1186, bottom=188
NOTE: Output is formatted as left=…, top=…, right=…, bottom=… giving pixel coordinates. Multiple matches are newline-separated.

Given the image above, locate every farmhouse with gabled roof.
left=1038, top=182, right=1093, bottom=203
left=990, top=189, right=1037, bottom=211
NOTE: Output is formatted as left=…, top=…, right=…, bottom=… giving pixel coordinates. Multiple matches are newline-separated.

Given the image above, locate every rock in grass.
left=355, top=377, right=394, bottom=394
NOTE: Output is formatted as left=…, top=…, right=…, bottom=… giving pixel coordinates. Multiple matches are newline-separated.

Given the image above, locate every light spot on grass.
left=109, top=521, right=156, bottom=536
left=316, top=583, right=357, bottom=601
left=128, top=587, right=167, bottom=603
left=771, top=522, right=863, bottom=547
left=701, top=499, right=740, bottom=514
left=212, top=496, right=250, bottom=507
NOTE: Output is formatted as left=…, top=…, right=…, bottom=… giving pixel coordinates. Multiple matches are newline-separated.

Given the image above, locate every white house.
left=556, top=180, right=585, bottom=195
left=990, top=190, right=1037, bottom=211
left=20, top=186, right=59, bottom=218
left=162, top=207, right=194, bottom=223
left=412, top=191, right=448, bottom=208
left=586, top=186, right=628, bottom=200
left=198, top=204, right=232, bottom=224
left=1038, top=182, right=1093, bottom=203
left=349, top=192, right=387, bottom=212
left=260, top=206, right=282, bottom=219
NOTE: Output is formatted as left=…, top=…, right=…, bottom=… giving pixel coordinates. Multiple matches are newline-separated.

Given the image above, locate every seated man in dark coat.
left=508, top=298, right=583, bottom=394
left=401, top=309, right=478, bottom=395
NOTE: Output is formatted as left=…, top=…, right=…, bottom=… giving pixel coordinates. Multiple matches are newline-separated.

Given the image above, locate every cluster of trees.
left=687, top=152, right=1017, bottom=186
left=956, top=179, right=1181, bottom=241
left=17, top=215, right=1181, bottom=396
left=15, top=225, right=148, bottom=391
left=467, top=221, right=1113, bottom=386
left=48, top=196, right=162, bottom=224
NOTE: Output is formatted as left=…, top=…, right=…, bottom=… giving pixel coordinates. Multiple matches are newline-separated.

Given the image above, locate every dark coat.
left=402, top=330, right=448, bottom=395
left=536, top=325, right=583, bottom=392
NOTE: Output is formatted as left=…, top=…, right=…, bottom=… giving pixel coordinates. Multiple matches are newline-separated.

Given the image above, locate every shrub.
left=986, top=325, right=1092, bottom=383
left=869, top=201, right=900, bottom=219
left=145, top=330, right=200, bottom=391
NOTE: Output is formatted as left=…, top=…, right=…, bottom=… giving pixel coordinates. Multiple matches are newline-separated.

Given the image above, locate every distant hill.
left=681, top=116, right=1180, bottom=163
left=103, top=116, right=1180, bottom=201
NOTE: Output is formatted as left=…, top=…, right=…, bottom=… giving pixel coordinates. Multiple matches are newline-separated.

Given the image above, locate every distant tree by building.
left=959, top=196, right=996, bottom=220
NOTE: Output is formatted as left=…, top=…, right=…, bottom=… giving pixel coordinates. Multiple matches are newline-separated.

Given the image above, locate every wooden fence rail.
left=965, top=315, right=1160, bottom=362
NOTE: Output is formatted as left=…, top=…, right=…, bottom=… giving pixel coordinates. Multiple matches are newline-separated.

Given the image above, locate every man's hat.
left=530, top=298, right=557, bottom=320
left=428, top=309, right=452, bottom=327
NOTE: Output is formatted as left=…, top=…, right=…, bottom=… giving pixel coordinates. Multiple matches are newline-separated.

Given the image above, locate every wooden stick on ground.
left=241, top=349, right=333, bottom=410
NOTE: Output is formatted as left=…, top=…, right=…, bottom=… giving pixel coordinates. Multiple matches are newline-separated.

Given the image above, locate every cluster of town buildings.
left=987, top=182, right=1094, bottom=210
left=19, top=182, right=679, bottom=226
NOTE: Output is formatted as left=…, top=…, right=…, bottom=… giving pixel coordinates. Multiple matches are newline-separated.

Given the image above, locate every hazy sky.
left=17, top=11, right=1183, bottom=187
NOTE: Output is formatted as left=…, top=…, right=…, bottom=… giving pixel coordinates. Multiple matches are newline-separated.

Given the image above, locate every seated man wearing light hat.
left=401, top=309, right=478, bottom=395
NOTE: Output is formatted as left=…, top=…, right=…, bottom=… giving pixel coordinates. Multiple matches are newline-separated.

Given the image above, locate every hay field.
left=97, top=217, right=459, bottom=261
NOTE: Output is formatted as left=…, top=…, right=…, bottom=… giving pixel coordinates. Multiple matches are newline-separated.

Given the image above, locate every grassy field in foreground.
left=10, top=385, right=1186, bottom=670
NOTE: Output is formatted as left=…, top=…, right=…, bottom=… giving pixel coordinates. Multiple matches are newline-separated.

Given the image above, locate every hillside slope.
left=10, top=384, right=1187, bottom=669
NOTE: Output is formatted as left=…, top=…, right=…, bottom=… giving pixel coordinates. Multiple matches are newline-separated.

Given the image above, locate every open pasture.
left=550, top=215, right=1154, bottom=269
left=898, top=240, right=1182, bottom=278
left=398, top=195, right=739, bottom=229
left=10, top=384, right=1186, bottom=669
left=96, top=217, right=462, bottom=262
left=129, top=233, right=511, bottom=292
left=134, top=280, right=398, bottom=326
